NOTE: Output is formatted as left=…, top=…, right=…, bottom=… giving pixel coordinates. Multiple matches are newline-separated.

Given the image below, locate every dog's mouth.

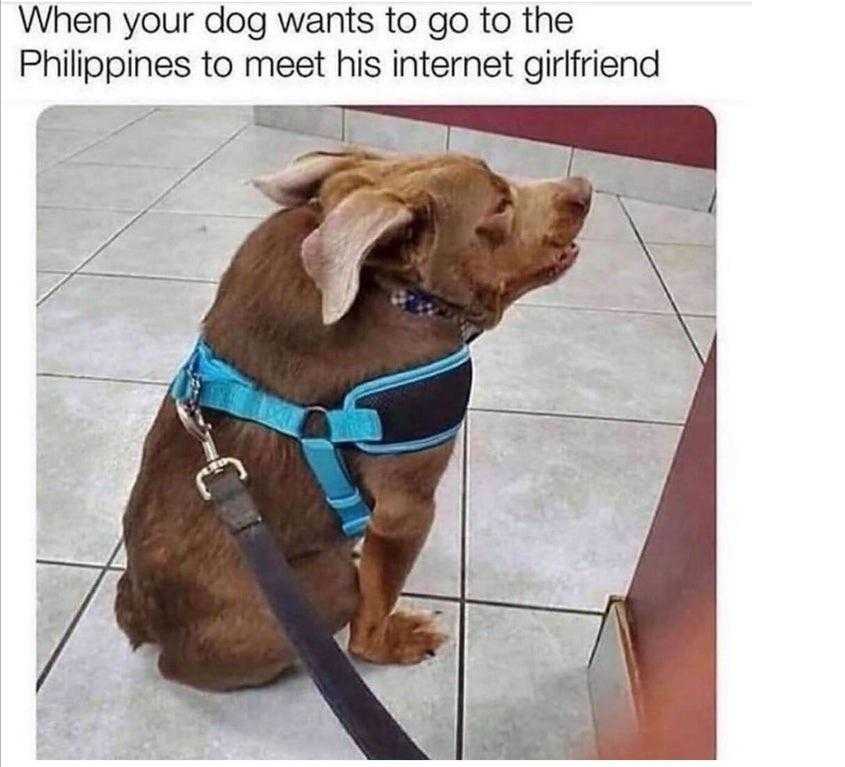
left=554, top=241, right=580, bottom=272
left=537, top=240, right=580, bottom=284
left=463, top=240, right=583, bottom=330
left=497, top=241, right=580, bottom=308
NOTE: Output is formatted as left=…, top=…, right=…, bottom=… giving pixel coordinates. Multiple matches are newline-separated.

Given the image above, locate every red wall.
left=355, top=106, right=716, bottom=169
left=625, top=343, right=716, bottom=758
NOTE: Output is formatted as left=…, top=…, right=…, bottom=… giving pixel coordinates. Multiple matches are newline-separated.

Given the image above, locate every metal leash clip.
left=176, top=398, right=248, bottom=501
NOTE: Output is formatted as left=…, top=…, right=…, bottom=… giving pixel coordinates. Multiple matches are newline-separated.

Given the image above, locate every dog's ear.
left=252, top=153, right=359, bottom=208
left=301, top=189, right=413, bottom=324
left=253, top=149, right=392, bottom=207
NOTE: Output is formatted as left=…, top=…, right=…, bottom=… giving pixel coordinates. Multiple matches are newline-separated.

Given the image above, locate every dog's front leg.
left=348, top=488, right=446, bottom=664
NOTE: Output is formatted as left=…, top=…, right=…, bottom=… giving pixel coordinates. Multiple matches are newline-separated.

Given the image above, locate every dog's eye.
left=492, top=197, right=510, bottom=215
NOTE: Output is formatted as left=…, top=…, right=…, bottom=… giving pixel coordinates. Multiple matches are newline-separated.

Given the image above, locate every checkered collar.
left=389, top=288, right=482, bottom=343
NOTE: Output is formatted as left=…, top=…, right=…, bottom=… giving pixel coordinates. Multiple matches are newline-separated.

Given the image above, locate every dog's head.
left=254, top=149, right=591, bottom=327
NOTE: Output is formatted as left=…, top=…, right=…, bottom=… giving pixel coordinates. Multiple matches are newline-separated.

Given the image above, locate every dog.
left=115, top=149, right=591, bottom=691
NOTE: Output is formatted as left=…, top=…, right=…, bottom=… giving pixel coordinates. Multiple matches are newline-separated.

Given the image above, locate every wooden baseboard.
left=587, top=598, right=643, bottom=758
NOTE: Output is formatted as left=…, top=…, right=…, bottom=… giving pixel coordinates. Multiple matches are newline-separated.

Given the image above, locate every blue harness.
left=171, top=340, right=472, bottom=537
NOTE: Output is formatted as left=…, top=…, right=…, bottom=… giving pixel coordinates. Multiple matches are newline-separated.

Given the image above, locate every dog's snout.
left=563, top=177, right=593, bottom=211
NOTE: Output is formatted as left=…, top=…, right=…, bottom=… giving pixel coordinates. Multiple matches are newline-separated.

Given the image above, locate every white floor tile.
left=37, top=377, right=164, bottom=563
left=463, top=603, right=600, bottom=759
left=37, top=274, right=215, bottom=381
left=466, top=411, right=680, bottom=610
left=470, top=305, right=702, bottom=423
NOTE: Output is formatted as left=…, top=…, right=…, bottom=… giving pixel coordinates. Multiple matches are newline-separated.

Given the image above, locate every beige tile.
left=37, top=274, right=215, bottom=381
left=449, top=126, right=570, bottom=178
left=154, top=167, right=279, bottom=217
left=84, top=211, right=261, bottom=281
left=471, top=305, right=703, bottom=423
left=37, top=106, right=153, bottom=133
left=132, top=106, right=251, bottom=138
left=37, top=130, right=107, bottom=171
left=345, top=110, right=448, bottom=153
left=588, top=601, right=640, bottom=754
left=197, top=125, right=344, bottom=178
left=577, top=193, right=638, bottom=242
left=37, top=377, right=163, bottom=564
left=155, top=127, right=344, bottom=216
left=648, top=243, right=716, bottom=315
left=684, top=315, right=716, bottom=360
left=255, top=106, right=344, bottom=139
left=570, top=149, right=715, bottom=211
left=38, top=164, right=185, bottom=211
left=463, top=603, right=600, bottom=759
left=520, top=240, right=673, bottom=313
left=466, top=411, right=681, bottom=609
left=37, top=563, right=99, bottom=676
left=38, top=208, right=134, bottom=271
left=37, top=272, right=66, bottom=302
left=623, top=197, right=715, bottom=245
left=69, top=125, right=230, bottom=169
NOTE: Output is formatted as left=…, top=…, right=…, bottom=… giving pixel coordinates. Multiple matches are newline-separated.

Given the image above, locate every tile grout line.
left=617, top=196, right=705, bottom=365
left=36, top=122, right=250, bottom=307
left=586, top=602, right=613, bottom=669
left=57, top=160, right=205, bottom=171
left=402, top=591, right=605, bottom=618
left=471, top=597, right=603, bottom=618
left=469, top=406, right=684, bottom=428
left=34, top=371, right=688, bottom=427
left=514, top=301, right=713, bottom=319
left=454, top=420, right=469, bottom=760
left=37, top=371, right=168, bottom=388
left=63, top=270, right=219, bottom=287
left=37, top=204, right=265, bottom=221
left=37, top=557, right=123, bottom=572
left=36, top=538, right=124, bottom=692
left=37, top=106, right=159, bottom=175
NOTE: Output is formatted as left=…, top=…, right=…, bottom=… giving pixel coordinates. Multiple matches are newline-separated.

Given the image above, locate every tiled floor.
left=36, top=106, right=716, bottom=759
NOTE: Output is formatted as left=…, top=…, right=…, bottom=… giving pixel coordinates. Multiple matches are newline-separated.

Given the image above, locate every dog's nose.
left=564, top=177, right=593, bottom=211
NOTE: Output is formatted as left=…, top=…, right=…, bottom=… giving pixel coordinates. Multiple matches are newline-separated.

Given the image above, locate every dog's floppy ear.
left=301, top=189, right=413, bottom=324
left=252, top=153, right=358, bottom=208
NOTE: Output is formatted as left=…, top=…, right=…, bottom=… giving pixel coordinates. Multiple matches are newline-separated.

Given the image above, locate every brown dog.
left=115, top=149, right=591, bottom=691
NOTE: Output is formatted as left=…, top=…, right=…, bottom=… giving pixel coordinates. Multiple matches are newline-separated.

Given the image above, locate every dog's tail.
left=114, top=570, right=154, bottom=649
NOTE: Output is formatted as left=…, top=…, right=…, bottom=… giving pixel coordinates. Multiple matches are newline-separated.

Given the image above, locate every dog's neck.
left=386, top=286, right=481, bottom=343
left=202, top=206, right=463, bottom=406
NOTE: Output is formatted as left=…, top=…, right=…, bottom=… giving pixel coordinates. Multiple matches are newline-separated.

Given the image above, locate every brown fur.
left=116, top=150, right=590, bottom=690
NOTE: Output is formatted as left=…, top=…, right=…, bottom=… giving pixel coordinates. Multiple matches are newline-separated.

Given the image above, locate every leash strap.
left=203, top=468, right=428, bottom=760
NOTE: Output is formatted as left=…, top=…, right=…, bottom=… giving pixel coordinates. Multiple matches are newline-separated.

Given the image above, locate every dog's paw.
left=349, top=608, right=447, bottom=665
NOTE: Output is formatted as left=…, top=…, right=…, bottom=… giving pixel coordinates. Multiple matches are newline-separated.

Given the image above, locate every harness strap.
left=171, top=340, right=471, bottom=538
left=300, top=437, right=370, bottom=537
left=172, top=365, right=383, bottom=445
left=203, top=468, right=427, bottom=760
